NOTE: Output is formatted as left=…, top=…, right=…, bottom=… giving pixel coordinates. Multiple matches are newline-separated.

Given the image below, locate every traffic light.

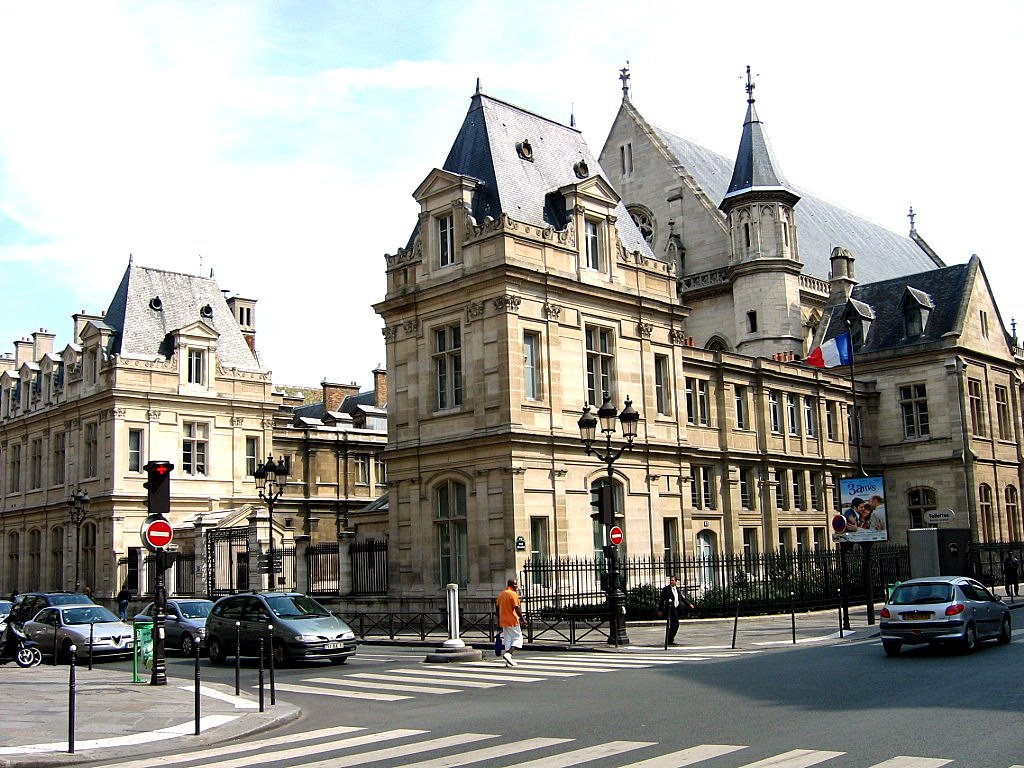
left=590, top=485, right=614, bottom=527
left=143, top=460, right=174, bottom=517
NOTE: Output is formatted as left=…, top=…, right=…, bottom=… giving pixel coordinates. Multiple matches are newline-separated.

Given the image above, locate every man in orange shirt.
left=495, top=578, right=524, bottom=667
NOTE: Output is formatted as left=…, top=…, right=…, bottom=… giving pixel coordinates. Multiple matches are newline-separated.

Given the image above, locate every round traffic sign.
left=609, top=526, right=623, bottom=546
left=143, top=518, right=174, bottom=549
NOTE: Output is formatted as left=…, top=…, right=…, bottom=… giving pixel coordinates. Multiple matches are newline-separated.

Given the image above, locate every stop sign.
left=142, top=517, right=174, bottom=550
left=609, top=526, right=623, bottom=545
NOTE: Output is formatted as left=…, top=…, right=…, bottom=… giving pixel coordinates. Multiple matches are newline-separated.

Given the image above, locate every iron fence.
left=174, top=553, right=196, bottom=595
left=351, top=539, right=388, bottom=595
left=308, top=542, right=341, bottom=596
left=521, top=545, right=912, bottom=619
left=969, top=540, right=1024, bottom=586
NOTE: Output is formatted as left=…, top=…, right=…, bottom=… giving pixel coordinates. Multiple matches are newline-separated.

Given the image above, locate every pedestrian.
left=8, top=590, right=17, bottom=604
left=1002, top=551, right=1020, bottom=599
left=495, top=578, right=524, bottom=667
left=116, top=586, right=132, bottom=621
left=657, top=574, right=694, bottom=646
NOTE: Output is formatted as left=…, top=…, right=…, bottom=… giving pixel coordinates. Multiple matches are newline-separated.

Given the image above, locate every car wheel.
left=882, top=640, right=901, bottom=657
left=961, top=623, right=978, bottom=653
left=207, top=636, right=226, bottom=664
left=180, top=633, right=195, bottom=658
left=272, top=639, right=289, bottom=667
left=997, top=616, right=1011, bottom=645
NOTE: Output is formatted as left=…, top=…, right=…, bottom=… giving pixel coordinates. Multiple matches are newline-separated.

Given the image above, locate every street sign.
left=925, top=508, right=955, bottom=524
left=141, top=517, right=174, bottom=551
left=609, top=526, right=624, bottom=546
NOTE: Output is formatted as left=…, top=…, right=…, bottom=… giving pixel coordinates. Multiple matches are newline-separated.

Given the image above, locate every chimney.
left=14, top=338, right=33, bottom=367
left=226, top=296, right=257, bottom=355
left=32, top=329, right=56, bottom=359
left=72, top=311, right=105, bottom=344
left=373, top=368, right=388, bottom=408
left=829, top=247, right=858, bottom=303
left=0, top=353, right=15, bottom=374
left=322, top=380, right=360, bottom=413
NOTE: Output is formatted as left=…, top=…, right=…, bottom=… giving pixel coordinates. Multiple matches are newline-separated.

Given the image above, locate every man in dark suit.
left=657, top=575, right=694, bottom=646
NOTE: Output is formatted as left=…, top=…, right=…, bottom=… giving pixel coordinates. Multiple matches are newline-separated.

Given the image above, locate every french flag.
left=806, top=332, right=852, bottom=368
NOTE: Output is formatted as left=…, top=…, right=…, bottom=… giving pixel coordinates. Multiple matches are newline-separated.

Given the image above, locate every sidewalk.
left=0, top=663, right=299, bottom=768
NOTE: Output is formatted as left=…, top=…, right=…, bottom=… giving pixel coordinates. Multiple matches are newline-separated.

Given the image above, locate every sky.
left=1, top=1, right=1022, bottom=389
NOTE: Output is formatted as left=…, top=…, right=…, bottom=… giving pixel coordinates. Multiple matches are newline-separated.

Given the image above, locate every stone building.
left=0, top=262, right=275, bottom=598
left=374, top=89, right=856, bottom=601
left=601, top=68, right=1024, bottom=546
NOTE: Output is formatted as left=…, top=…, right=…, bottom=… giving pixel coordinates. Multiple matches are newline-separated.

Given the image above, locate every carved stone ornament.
left=146, top=410, right=160, bottom=421
left=403, top=319, right=419, bottom=335
left=670, top=329, right=687, bottom=345
left=231, top=417, right=244, bottom=427
left=382, top=326, right=398, bottom=342
left=112, top=407, right=126, bottom=418
left=543, top=303, right=562, bottom=319
left=637, top=322, right=653, bottom=338
left=493, top=295, right=522, bottom=313
left=467, top=301, right=486, bottom=319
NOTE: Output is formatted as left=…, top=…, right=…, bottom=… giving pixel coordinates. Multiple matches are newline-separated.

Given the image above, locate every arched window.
left=1005, top=486, right=1020, bottom=542
left=705, top=336, right=730, bottom=353
left=6, top=532, right=19, bottom=592
left=28, top=529, right=42, bottom=585
left=50, top=526, right=64, bottom=591
left=590, top=478, right=625, bottom=559
left=435, top=479, right=468, bottom=587
left=979, top=484, right=994, bottom=541
left=82, top=522, right=98, bottom=594
left=906, top=487, right=936, bottom=528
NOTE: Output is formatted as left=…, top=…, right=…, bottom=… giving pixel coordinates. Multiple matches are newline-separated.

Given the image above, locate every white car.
left=24, top=604, right=135, bottom=662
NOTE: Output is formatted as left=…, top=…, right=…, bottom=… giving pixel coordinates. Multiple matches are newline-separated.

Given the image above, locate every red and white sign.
left=608, top=526, right=623, bottom=546
left=142, top=518, right=174, bottom=550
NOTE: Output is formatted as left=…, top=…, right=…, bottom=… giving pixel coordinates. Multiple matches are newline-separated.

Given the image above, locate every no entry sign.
left=141, top=516, right=174, bottom=552
left=608, top=526, right=624, bottom=546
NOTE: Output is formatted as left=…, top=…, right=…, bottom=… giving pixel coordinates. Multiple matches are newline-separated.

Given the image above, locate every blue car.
left=135, top=598, right=214, bottom=657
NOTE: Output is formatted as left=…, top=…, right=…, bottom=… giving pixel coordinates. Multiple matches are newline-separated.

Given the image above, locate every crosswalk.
left=265, top=650, right=760, bottom=703
left=90, top=722, right=1018, bottom=768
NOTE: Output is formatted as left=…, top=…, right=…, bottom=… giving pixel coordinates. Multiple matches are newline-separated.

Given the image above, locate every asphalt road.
left=97, top=633, right=1024, bottom=767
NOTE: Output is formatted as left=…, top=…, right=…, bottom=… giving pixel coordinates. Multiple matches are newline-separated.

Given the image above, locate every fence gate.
left=351, top=539, right=388, bottom=595
left=206, top=527, right=251, bottom=597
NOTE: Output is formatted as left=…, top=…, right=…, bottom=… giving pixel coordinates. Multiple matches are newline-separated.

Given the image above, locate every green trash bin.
left=132, top=618, right=154, bottom=683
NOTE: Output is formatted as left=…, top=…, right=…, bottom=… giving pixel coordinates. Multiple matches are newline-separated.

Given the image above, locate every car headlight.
left=294, top=634, right=319, bottom=642
left=340, top=631, right=355, bottom=641
left=196, top=628, right=206, bottom=636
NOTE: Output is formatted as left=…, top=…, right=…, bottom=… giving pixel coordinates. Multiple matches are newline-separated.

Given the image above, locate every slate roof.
left=723, top=100, right=794, bottom=201
left=104, top=263, right=262, bottom=372
left=650, top=123, right=943, bottom=284
left=441, top=93, right=654, bottom=259
left=819, top=258, right=975, bottom=355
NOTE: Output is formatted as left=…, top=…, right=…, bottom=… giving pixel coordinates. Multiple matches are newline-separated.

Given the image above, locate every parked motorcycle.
left=0, top=622, right=43, bottom=667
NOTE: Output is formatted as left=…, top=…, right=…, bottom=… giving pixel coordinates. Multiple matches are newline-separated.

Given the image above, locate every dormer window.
left=200, top=304, right=214, bottom=320
left=584, top=219, right=601, bottom=270
left=437, top=213, right=455, bottom=268
left=899, top=287, right=933, bottom=340
left=187, top=349, right=205, bottom=385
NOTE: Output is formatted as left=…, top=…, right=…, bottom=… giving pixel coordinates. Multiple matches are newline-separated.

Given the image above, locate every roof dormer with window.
left=899, top=286, right=933, bottom=340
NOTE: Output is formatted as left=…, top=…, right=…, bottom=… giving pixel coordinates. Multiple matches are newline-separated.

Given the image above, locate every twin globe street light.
left=254, top=456, right=289, bottom=592
left=578, top=392, right=639, bottom=646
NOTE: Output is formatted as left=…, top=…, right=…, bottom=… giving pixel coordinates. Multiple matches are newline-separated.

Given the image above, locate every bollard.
left=731, top=600, right=739, bottom=650
left=88, top=622, right=95, bottom=671
left=257, top=637, right=265, bottom=713
left=790, top=592, right=796, bottom=645
left=267, top=624, right=276, bottom=706
left=837, top=588, right=844, bottom=639
left=67, top=644, right=77, bottom=753
left=234, top=621, right=241, bottom=696
left=194, top=635, right=202, bottom=736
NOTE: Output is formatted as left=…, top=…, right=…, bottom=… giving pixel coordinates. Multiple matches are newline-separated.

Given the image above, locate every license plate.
left=901, top=611, right=933, bottom=620
left=323, top=642, right=342, bottom=650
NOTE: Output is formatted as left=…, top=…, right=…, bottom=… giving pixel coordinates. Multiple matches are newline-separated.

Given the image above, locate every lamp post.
left=578, top=392, right=640, bottom=646
left=254, top=456, right=288, bottom=592
left=67, top=489, right=90, bottom=593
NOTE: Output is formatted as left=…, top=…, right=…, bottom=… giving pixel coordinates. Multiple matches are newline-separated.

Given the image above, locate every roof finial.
left=619, top=62, right=631, bottom=101
left=744, top=65, right=756, bottom=104
left=907, top=205, right=917, bottom=235
left=1012, top=317, right=1018, bottom=343
left=475, top=77, right=481, bottom=95
left=128, top=253, right=133, bottom=265
left=570, top=102, right=576, bottom=128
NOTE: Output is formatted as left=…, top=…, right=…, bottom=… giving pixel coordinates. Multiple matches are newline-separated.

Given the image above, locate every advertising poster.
left=832, top=476, right=888, bottom=543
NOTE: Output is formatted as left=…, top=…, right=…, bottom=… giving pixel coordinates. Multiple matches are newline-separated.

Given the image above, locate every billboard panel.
left=833, top=476, right=888, bottom=543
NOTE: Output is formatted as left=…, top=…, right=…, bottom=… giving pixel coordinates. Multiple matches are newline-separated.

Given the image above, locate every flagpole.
left=846, top=319, right=864, bottom=476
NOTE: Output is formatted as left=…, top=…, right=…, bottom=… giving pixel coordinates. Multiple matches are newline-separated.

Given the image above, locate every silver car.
left=24, top=604, right=135, bottom=662
left=134, top=599, right=213, bottom=657
left=879, top=576, right=1011, bottom=656
left=0, top=599, right=11, bottom=633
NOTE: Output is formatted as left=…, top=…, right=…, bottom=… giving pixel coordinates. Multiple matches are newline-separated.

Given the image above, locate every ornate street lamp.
left=67, top=489, right=90, bottom=593
left=578, top=392, right=640, bottom=645
left=254, top=456, right=289, bottom=592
